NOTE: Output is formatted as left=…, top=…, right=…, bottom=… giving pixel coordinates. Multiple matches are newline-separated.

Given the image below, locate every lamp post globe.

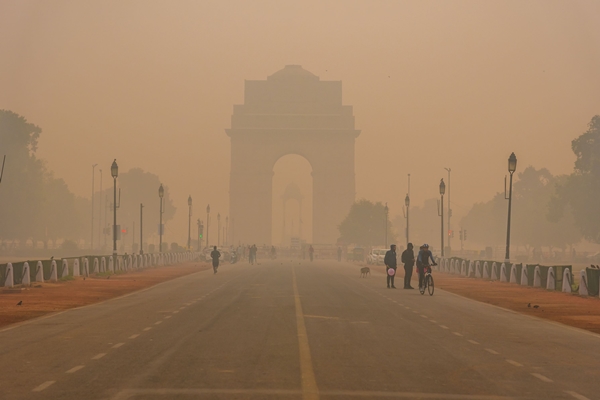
left=405, top=194, right=410, bottom=207
left=158, top=184, right=164, bottom=198
left=439, top=179, right=446, bottom=195
left=111, top=159, right=118, bottom=178
left=508, top=152, right=517, bottom=173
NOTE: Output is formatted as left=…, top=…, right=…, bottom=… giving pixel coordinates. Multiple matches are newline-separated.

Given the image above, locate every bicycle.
left=419, top=264, right=435, bottom=296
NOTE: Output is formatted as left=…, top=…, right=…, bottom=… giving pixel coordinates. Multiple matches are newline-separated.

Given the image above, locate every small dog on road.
left=360, top=267, right=371, bottom=278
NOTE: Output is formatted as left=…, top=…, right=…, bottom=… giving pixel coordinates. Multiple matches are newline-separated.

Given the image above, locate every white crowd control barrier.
left=500, top=263, right=508, bottom=282
left=82, top=258, right=89, bottom=277
left=4, top=263, right=14, bottom=288
left=73, top=259, right=80, bottom=277
left=101, top=257, right=106, bottom=273
left=108, top=256, right=114, bottom=273
left=579, top=270, right=588, bottom=296
left=533, top=266, right=542, bottom=287
left=546, top=267, right=555, bottom=290
left=35, top=261, right=44, bottom=282
left=520, top=265, right=528, bottom=286
left=475, top=261, right=482, bottom=278
left=61, top=259, right=69, bottom=278
left=22, top=262, right=31, bottom=286
left=491, top=262, right=499, bottom=281
left=93, top=258, right=99, bottom=274
left=482, top=262, right=490, bottom=279
left=562, top=269, right=572, bottom=293
left=468, top=261, right=474, bottom=277
left=50, top=260, right=58, bottom=282
left=509, top=264, right=518, bottom=283
left=461, top=261, right=467, bottom=276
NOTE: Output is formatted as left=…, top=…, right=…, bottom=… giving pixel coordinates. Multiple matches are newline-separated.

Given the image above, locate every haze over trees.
left=549, top=115, right=600, bottom=244
left=338, top=199, right=396, bottom=247
left=0, top=110, right=89, bottom=248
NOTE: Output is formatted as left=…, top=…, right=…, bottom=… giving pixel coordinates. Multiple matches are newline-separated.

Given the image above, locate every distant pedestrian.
left=309, top=245, right=315, bottom=262
left=210, top=246, right=221, bottom=274
left=337, top=246, right=342, bottom=262
left=250, top=244, right=257, bottom=264
left=384, top=244, right=398, bottom=289
left=401, top=243, right=415, bottom=289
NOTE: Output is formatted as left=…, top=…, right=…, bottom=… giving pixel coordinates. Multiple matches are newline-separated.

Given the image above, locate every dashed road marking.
left=179, top=306, right=185, bottom=310
left=420, top=315, right=428, bottom=318
left=531, top=373, right=553, bottom=383
left=429, top=320, right=437, bottom=323
left=66, top=365, right=85, bottom=373
left=486, top=348, right=499, bottom=355
left=164, top=316, right=171, bottom=319
left=143, top=327, right=152, bottom=331
left=506, top=359, right=523, bottom=367
left=32, top=381, right=55, bottom=392
left=453, top=332, right=463, bottom=337
left=173, top=311, right=179, bottom=314
left=564, top=390, right=591, bottom=400
left=467, top=340, right=479, bottom=345
left=155, top=321, right=163, bottom=325
left=129, top=334, right=140, bottom=339
left=439, top=325, right=449, bottom=329
left=92, top=353, right=106, bottom=360
left=112, top=343, right=125, bottom=349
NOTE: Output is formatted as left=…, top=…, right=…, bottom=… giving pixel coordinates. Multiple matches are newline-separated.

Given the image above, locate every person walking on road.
left=250, top=244, right=257, bottom=265
left=401, top=242, right=415, bottom=289
left=309, top=245, right=315, bottom=262
left=337, top=246, right=342, bottom=262
left=384, top=244, right=398, bottom=289
left=210, top=246, right=221, bottom=274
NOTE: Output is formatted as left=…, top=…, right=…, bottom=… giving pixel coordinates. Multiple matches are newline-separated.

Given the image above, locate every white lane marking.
left=468, top=340, right=479, bottom=345
left=129, top=334, right=140, bottom=339
left=92, top=353, right=106, bottom=360
left=453, top=332, right=463, bottom=337
left=420, top=315, right=428, bottom=318
left=32, top=381, right=55, bottom=392
left=66, top=365, right=85, bottom=373
left=173, top=311, right=179, bottom=314
left=179, top=306, right=185, bottom=310
left=155, top=321, right=163, bottom=325
left=164, top=315, right=171, bottom=319
left=429, top=320, right=437, bottom=323
left=506, top=359, right=523, bottom=367
left=112, top=343, right=125, bottom=349
left=531, top=373, right=553, bottom=383
left=143, top=327, right=152, bottom=331
left=412, top=311, right=418, bottom=314
left=486, top=348, right=499, bottom=355
left=565, top=390, right=591, bottom=400
left=439, top=325, right=449, bottom=329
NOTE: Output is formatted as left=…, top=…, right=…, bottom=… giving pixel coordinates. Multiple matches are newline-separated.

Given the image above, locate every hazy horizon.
left=1, top=0, right=599, bottom=247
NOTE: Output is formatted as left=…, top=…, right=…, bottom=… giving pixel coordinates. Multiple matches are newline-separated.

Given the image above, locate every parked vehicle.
left=367, top=249, right=388, bottom=265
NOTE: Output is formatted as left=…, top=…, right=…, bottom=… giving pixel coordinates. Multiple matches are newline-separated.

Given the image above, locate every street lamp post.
left=384, top=203, right=389, bottom=248
left=206, top=205, right=210, bottom=248
left=159, top=184, right=164, bottom=253
left=111, top=160, right=118, bottom=258
left=197, top=219, right=201, bottom=251
left=91, top=164, right=97, bottom=250
left=444, top=167, right=451, bottom=253
left=504, top=153, right=517, bottom=262
left=404, top=194, right=410, bottom=246
left=99, top=169, right=103, bottom=250
left=217, top=213, right=221, bottom=247
left=187, top=196, right=192, bottom=250
left=140, top=203, right=144, bottom=255
left=438, top=179, right=446, bottom=257
left=225, top=216, right=229, bottom=246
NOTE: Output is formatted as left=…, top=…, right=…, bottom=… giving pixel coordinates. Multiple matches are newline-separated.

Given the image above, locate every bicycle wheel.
left=427, top=274, right=434, bottom=296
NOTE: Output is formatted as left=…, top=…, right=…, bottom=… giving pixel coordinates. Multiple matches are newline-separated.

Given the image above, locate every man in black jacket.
left=401, top=243, right=415, bottom=289
left=384, top=244, right=397, bottom=289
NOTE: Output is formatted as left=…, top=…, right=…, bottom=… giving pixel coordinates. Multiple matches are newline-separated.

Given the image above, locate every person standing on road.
left=250, top=244, right=257, bottom=264
left=401, top=243, right=415, bottom=289
left=384, top=244, right=398, bottom=289
left=309, top=245, right=315, bottom=262
left=210, top=246, right=221, bottom=274
left=337, top=246, right=342, bottom=262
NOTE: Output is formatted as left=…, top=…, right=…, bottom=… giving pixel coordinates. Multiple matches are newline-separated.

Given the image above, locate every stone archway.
left=226, top=65, right=360, bottom=245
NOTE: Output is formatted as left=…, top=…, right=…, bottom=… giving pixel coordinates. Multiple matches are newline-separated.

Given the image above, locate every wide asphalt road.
left=0, top=259, right=598, bottom=400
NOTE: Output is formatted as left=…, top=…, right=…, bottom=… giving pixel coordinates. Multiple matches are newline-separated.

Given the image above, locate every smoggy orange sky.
left=1, top=0, right=599, bottom=246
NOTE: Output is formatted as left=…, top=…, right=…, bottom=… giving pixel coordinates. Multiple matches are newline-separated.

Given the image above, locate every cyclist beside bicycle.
left=416, top=244, right=436, bottom=290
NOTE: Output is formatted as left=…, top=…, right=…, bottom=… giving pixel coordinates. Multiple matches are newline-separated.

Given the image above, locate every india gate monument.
left=226, top=65, right=360, bottom=245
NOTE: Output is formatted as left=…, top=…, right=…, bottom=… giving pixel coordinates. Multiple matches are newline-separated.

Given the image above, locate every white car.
left=367, top=249, right=388, bottom=265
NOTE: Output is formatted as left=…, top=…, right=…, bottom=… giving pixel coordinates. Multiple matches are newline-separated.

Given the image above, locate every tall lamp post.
left=158, top=184, right=164, bottom=253
left=140, top=203, right=144, bottom=255
left=384, top=202, right=389, bottom=248
left=438, top=179, right=446, bottom=257
left=225, top=216, right=229, bottom=246
left=404, top=194, right=410, bottom=246
left=504, top=153, right=517, bottom=262
left=187, top=196, right=192, bottom=250
left=111, top=160, right=118, bottom=258
left=206, top=205, right=210, bottom=248
left=217, top=213, right=221, bottom=247
left=91, top=164, right=97, bottom=250
left=444, top=167, right=451, bottom=253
